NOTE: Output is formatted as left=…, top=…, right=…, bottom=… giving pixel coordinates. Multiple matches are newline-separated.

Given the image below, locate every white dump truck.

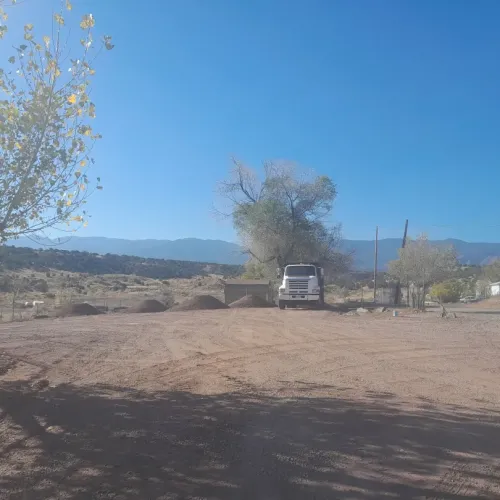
left=277, top=262, right=325, bottom=309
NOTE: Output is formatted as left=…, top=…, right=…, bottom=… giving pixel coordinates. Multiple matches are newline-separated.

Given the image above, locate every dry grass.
left=0, top=268, right=226, bottom=322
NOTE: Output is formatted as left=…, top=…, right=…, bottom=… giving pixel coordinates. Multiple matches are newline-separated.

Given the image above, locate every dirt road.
left=1, top=309, right=499, bottom=499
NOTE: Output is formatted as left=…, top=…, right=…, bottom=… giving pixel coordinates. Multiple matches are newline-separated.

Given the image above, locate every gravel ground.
left=0, top=309, right=499, bottom=499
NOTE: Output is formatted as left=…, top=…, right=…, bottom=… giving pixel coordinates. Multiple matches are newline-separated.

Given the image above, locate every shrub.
left=430, top=280, right=463, bottom=303
left=32, top=279, right=49, bottom=293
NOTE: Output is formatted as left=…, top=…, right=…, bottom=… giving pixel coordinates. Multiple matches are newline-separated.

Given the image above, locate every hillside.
left=8, top=237, right=245, bottom=265
left=341, top=238, right=500, bottom=270
left=8, top=236, right=500, bottom=270
left=0, top=246, right=242, bottom=280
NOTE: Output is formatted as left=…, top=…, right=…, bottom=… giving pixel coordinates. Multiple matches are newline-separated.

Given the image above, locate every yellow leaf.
left=80, top=14, right=95, bottom=30
left=76, top=108, right=83, bottom=116
left=54, top=13, right=65, bottom=25
left=84, top=129, right=91, bottom=136
left=80, top=160, right=86, bottom=167
left=43, top=36, right=50, bottom=48
left=65, top=0, right=72, bottom=10
left=55, top=68, right=61, bottom=78
left=71, top=215, right=83, bottom=222
left=67, top=94, right=77, bottom=104
left=66, top=200, right=72, bottom=206
left=89, top=69, right=96, bottom=75
left=24, top=23, right=33, bottom=31
left=14, top=142, right=22, bottom=150
left=83, top=221, right=88, bottom=228
left=80, top=183, right=86, bottom=190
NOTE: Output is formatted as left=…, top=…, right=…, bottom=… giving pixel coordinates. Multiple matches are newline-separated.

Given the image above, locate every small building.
left=224, top=279, right=272, bottom=305
left=490, top=282, right=500, bottom=297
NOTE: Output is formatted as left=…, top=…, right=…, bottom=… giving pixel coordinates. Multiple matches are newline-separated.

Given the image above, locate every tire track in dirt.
left=139, top=338, right=475, bottom=391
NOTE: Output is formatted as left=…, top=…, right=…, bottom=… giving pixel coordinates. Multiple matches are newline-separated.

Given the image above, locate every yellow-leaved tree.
left=0, top=0, right=113, bottom=242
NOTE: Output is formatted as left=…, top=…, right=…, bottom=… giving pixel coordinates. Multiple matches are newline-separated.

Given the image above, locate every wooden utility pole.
left=373, top=226, right=379, bottom=303
left=394, top=219, right=409, bottom=306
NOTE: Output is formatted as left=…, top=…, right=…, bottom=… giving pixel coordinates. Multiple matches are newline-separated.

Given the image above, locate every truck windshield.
left=285, top=266, right=316, bottom=277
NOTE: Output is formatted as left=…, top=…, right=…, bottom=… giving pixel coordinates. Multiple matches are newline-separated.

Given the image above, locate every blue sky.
left=4, top=0, right=500, bottom=242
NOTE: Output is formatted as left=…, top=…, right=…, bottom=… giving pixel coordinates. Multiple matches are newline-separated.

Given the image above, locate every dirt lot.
left=1, top=309, right=499, bottom=499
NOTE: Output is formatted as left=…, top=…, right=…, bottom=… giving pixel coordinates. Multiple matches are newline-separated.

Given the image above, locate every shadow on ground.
left=0, top=381, right=499, bottom=499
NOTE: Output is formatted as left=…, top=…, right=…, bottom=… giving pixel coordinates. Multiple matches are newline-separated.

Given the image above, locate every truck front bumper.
left=279, top=293, right=320, bottom=301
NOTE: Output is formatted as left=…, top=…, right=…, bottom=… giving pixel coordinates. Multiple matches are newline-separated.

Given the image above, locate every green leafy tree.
left=430, top=280, right=463, bottom=303
left=218, top=159, right=351, bottom=276
left=241, top=260, right=268, bottom=279
left=0, top=0, right=113, bottom=242
left=388, top=235, right=457, bottom=309
left=481, top=259, right=500, bottom=283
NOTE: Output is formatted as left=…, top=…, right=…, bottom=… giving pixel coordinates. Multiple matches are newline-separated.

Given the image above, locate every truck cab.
left=277, top=262, right=324, bottom=309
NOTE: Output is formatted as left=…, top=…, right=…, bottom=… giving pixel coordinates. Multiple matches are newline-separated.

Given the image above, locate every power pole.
left=393, top=219, right=409, bottom=306
left=373, top=226, right=378, bottom=303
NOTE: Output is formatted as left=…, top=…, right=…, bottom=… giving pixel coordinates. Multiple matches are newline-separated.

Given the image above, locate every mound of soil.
left=171, top=295, right=229, bottom=311
left=229, top=295, right=274, bottom=308
left=129, top=299, right=167, bottom=313
left=58, top=302, right=100, bottom=317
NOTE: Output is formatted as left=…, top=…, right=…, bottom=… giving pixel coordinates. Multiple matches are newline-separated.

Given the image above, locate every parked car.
left=459, top=296, right=477, bottom=303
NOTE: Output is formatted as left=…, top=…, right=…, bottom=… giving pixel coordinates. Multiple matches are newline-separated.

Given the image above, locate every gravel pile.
left=58, top=303, right=100, bottom=317
left=129, top=299, right=167, bottom=313
left=170, top=295, right=228, bottom=311
left=229, top=295, right=274, bottom=308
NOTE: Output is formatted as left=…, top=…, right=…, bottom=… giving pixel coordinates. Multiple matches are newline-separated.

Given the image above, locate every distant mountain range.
left=6, top=236, right=500, bottom=270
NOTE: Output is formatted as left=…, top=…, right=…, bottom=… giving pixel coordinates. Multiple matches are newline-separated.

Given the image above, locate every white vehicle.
left=459, top=296, right=477, bottom=303
left=277, top=262, right=325, bottom=310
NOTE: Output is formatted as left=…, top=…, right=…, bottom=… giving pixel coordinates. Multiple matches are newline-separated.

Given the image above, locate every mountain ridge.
left=6, top=236, right=500, bottom=270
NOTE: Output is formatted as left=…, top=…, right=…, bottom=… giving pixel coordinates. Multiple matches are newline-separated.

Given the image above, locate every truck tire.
left=279, top=300, right=285, bottom=310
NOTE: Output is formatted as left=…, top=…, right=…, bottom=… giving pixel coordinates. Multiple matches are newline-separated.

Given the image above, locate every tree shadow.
left=0, top=381, right=499, bottom=499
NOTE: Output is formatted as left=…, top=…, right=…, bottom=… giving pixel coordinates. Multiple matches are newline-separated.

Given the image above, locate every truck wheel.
left=279, top=300, right=285, bottom=310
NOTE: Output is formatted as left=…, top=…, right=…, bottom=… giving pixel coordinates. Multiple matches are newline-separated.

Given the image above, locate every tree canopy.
left=388, top=235, right=457, bottom=308
left=0, top=0, right=113, bottom=242
left=218, top=159, right=350, bottom=277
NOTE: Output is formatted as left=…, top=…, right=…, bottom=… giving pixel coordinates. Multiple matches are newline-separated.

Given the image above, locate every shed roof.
left=225, top=279, right=270, bottom=286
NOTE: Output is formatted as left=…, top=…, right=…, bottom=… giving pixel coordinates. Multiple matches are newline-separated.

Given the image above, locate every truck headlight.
left=312, top=287, right=320, bottom=294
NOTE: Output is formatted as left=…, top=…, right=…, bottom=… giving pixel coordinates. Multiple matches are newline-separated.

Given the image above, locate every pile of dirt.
left=170, top=295, right=229, bottom=311
left=58, top=302, right=101, bottom=317
left=129, top=299, right=167, bottom=313
left=229, top=295, right=274, bottom=308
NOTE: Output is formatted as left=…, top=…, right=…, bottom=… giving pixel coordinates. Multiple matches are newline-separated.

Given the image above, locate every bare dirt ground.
left=1, top=309, right=499, bottom=499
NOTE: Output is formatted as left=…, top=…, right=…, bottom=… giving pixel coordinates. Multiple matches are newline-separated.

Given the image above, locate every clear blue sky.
left=5, top=0, right=500, bottom=242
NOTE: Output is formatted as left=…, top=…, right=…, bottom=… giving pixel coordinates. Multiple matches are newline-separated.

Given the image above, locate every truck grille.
left=288, top=279, right=309, bottom=294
